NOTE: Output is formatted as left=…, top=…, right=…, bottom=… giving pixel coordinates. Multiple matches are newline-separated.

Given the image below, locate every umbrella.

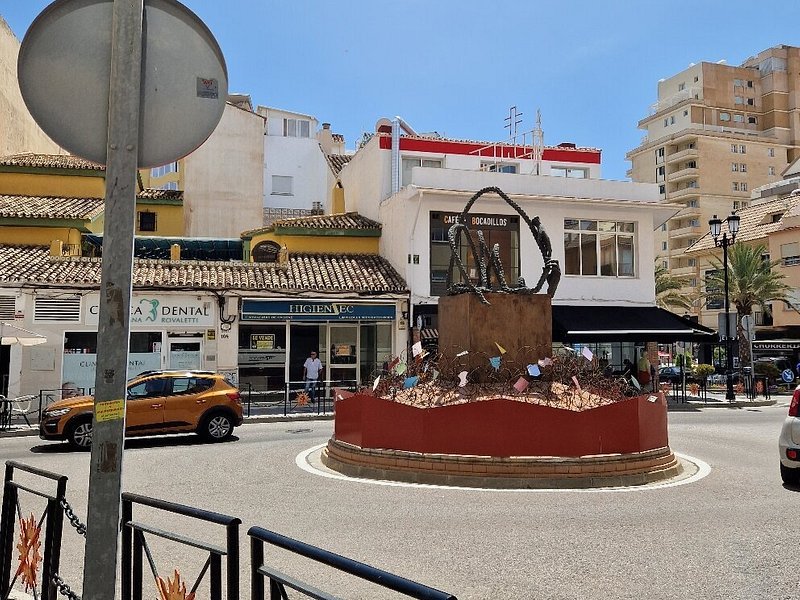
left=0, top=322, right=46, bottom=346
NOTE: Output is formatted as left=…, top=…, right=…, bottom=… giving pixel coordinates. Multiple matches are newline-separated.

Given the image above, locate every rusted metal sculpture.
left=446, top=186, right=560, bottom=303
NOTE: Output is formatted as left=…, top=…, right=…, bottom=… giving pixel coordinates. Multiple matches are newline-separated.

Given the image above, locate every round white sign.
left=18, top=0, right=228, bottom=167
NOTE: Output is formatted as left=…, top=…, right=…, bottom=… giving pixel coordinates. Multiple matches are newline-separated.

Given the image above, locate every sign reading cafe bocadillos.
left=84, top=295, right=215, bottom=327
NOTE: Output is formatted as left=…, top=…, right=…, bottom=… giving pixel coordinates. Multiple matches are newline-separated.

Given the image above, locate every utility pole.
left=82, top=0, right=143, bottom=597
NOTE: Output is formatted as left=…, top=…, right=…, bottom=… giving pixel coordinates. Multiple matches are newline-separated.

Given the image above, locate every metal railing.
left=248, top=526, right=458, bottom=600
left=239, top=379, right=358, bottom=418
left=121, top=492, right=240, bottom=600
left=1, top=462, right=68, bottom=600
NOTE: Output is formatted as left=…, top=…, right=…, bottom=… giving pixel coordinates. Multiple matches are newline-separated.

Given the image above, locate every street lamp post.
left=709, top=212, right=740, bottom=402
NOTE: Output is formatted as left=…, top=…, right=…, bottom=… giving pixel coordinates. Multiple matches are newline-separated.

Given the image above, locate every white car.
left=778, top=384, right=800, bottom=484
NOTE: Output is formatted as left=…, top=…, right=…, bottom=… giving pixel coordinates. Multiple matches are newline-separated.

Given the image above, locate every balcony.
left=667, top=167, right=699, bottom=183
left=669, top=224, right=703, bottom=239
left=668, top=186, right=701, bottom=201
left=666, top=148, right=698, bottom=165
left=670, top=265, right=697, bottom=277
left=678, top=205, right=701, bottom=217
left=669, top=243, right=696, bottom=256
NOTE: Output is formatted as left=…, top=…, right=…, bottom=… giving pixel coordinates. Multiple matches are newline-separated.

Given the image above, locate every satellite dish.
left=18, top=0, right=228, bottom=167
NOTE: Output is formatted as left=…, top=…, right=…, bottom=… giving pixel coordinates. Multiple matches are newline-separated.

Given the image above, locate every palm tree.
left=704, top=243, right=795, bottom=367
left=655, top=261, right=693, bottom=311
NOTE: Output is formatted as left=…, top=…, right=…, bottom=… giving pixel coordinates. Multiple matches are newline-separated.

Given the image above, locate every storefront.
left=237, top=299, right=398, bottom=396
left=61, top=294, right=218, bottom=393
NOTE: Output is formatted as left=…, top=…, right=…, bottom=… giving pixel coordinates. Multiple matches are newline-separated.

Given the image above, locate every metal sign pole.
left=82, top=0, right=143, bottom=597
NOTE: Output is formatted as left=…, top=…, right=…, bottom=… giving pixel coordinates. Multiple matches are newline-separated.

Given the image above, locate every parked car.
left=779, top=384, right=800, bottom=484
left=658, top=366, right=699, bottom=385
left=39, top=370, right=243, bottom=449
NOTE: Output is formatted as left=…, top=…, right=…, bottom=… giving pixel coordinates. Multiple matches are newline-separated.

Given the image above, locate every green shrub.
left=694, top=364, right=716, bottom=380
left=754, top=361, right=780, bottom=379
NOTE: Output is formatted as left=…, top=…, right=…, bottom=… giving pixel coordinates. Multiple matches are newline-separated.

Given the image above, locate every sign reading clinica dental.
left=241, top=299, right=396, bottom=322
left=85, top=295, right=214, bottom=327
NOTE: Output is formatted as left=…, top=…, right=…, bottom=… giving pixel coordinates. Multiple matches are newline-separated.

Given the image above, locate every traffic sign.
left=18, top=0, right=227, bottom=167
left=741, top=315, right=755, bottom=342
left=782, top=369, right=795, bottom=384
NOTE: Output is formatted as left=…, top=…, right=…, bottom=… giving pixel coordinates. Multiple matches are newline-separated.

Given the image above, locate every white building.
left=338, top=118, right=714, bottom=369
left=257, top=106, right=348, bottom=220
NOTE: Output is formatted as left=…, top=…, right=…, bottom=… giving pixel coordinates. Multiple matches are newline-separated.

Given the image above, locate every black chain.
left=52, top=573, right=81, bottom=600
left=59, top=498, right=87, bottom=537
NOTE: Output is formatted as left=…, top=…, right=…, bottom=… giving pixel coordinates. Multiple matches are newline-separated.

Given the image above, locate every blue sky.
left=3, top=1, right=800, bottom=180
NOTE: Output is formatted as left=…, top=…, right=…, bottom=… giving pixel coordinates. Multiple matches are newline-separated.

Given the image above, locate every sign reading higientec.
left=241, top=299, right=396, bottom=321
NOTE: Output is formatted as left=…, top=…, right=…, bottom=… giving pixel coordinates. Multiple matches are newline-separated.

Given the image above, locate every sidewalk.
left=665, top=387, right=783, bottom=411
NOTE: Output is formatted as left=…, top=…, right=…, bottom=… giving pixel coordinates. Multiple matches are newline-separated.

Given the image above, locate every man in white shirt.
left=303, top=350, right=323, bottom=402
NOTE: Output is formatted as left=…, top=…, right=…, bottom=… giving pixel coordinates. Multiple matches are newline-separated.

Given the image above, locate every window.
left=149, top=162, right=179, bottom=178
left=740, top=145, right=747, bottom=153
left=734, top=79, right=743, bottom=87
left=733, top=201, right=740, bottom=210
left=769, top=166, right=776, bottom=176
left=731, top=144, right=739, bottom=153
left=0, top=296, right=14, bottom=321
left=661, top=223, right=667, bottom=232
left=662, top=241, right=668, bottom=251
left=429, top=212, right=519, bottom=296
left=655, top=166, right=665, bottom=181
left=481, top=162, right=518, bottom=174
left=686, top=180, right=698, bottom=188
left=252, top=241, right=281, bottom=263
left=768, top=147, right=775, bottom=157
left=137, top=211, right=157, bottom=232
left=747, top=98, right=755, bottom=106
left=662, top=260, right=668, bottom=269
left=687, top=200, right=698, bottom=207
left=684, top=110, right=689, bottom=117
left=690, top=278, right=698, bottom=287
left=781, top=242, right=800, bottom=266
left=740, top=163, right=747, bottom=172
left=34, top=296, right=81, bottom=322
left=732, top=182, right=739, bottom=191
left=733, top=114, right=744, bottom=123
left=731, top=163, right=739, bottom=172
left=686, top=161, right=697, bottom=169
left=655, top=147, right=665, bottom=162
left=688, top=258, right=696, bottom=267
left=664, top=118, right=669, bottom=127
left=564, top=219, right=636, bottom=277
left=402, top=157, right=442, bottom=185
left=748, top=116, right=757, bottom=124
left=551, top=167, right=588, bottom=178
left=283, top=118, right=310, bottom=138
left=689, top=219, right=699, bottom=227
left=735, top=96, right=743, bottom=105
left=271, top=175, right=293, bottom=195
left=747, top=80, right=753, bottom=87
left=741, top=182, right=747, bottom=192
left=720, top=112, right=730, bottom=122
left=659, top=184, right=666, bottom=195
left=670, top=116, right=675, bottom=125
left=678, top=82, right=685, bottom=91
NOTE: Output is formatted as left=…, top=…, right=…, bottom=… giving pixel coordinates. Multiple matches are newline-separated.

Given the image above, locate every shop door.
left=289, top=325, right=322, bottom=385
left=168, top=339, right=202, bottom=370
left=329, top=324, right=358, bottom=388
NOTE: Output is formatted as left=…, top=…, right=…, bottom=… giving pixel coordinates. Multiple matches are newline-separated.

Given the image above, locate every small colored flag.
left=395, top=362, right=407, bottom=375
left=514, top=377, right=529, bottom=392
left=373, top=376, right=380, bottom=391
left=388, top=356, right=400, bottom=370
left=456, top=350, right=469, bottom=357
left=403, top=376, right=419, bottom=389
left=571, top=376, right=582, bottom=392
left=647, top=395, right=658, bottom=403
left=538, top=357, right=553, bottom=367
left=527, top=364, right=541, bottom=377
left=495, top=342, right=507, bottom=355
left=411, top=341, right=423, bottom=357
left=630, top=376, right=641, bottom=390
left=489, top=356, right=501, bottom=371
left=581, top=347, right=594, bottom=361
left=432, top=369, right=440, bottom=382
left=458, top=371, right=468, bottom=387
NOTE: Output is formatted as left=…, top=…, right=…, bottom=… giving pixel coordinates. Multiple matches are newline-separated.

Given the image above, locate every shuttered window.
left=0, top=296, right=15, bottom=320
left=34, top=296, right=81, bottom=323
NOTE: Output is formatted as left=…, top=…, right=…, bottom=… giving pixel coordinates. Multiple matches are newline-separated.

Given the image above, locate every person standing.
left=303, top=350, right=323, bottom=402
left=637, top=351, right=651, bottom=388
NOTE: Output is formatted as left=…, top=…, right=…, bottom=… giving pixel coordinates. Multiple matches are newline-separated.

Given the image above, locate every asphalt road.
left=2, top=402, right=799, bottom=600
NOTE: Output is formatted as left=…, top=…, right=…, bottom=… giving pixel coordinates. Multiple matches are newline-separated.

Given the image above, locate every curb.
left=667, top=399, right=777, bottom=411
left=0, top=413, right=335, bottom=439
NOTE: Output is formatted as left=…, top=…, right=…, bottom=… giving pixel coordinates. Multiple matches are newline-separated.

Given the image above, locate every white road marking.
left=295, top=444, right=711, bottom=493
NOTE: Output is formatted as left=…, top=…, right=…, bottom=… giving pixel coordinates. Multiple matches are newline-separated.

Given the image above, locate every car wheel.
left=780, top=463, right=800, bottom=485
left=67, top=417, right=93, bottom=450
left=200, top=412, right=234, bottom=442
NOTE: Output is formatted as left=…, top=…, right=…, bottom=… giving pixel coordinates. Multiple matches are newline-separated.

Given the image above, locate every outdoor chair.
left=9, top=394, right=38, bottom=427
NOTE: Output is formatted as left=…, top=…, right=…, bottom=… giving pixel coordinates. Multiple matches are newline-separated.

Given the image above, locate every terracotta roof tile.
left=0, top=245, right=407, bottom=293
left=136, top=188, right=184, bottom=201
left=686, top=196, right=800, bottom=254
left=0, top=195, right=104, bottom=220
left=325, top=153, right=352, bottom=176
left=0, top=153, right=105, bottom=171
left=243, top=211, right=381, bottom=237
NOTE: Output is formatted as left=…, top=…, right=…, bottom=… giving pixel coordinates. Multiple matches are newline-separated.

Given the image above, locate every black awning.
left=552, top=305, right=717, bottom=343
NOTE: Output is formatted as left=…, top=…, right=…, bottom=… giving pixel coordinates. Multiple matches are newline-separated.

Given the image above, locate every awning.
left=552, top=305, right=717, bottom=343
left=0, top=322, right=47, bottom=346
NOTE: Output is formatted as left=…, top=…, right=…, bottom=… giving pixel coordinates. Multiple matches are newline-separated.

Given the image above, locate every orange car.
left=39, top=370, right=243, bottom=449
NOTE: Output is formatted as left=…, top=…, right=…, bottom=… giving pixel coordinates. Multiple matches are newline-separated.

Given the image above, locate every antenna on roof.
left=504, top=105, right=523, bottom=144
left=532, top=109, right=544, bottom=175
